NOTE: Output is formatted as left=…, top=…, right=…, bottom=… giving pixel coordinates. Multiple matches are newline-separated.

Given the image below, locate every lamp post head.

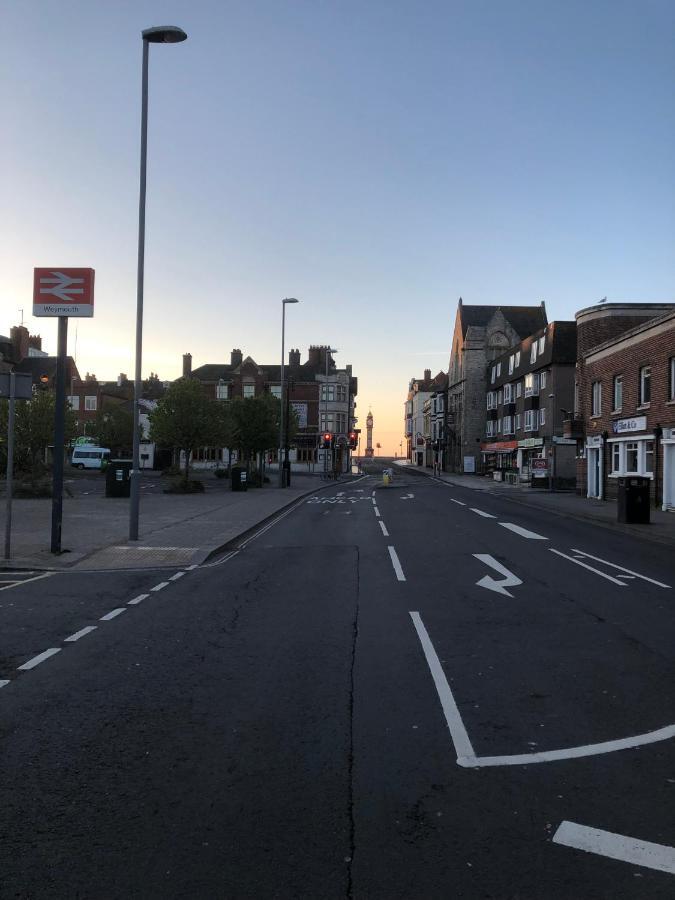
left=142, top=25, right=188, bottom=43
left=283, top=297, right=299, bottom=305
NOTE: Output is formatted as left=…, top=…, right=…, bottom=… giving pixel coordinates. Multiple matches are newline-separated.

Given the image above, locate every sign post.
left=33, top=267, right=95, bottom=554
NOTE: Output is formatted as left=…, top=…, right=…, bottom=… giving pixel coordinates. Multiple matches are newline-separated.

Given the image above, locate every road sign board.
left=0, top=373, right=33, bottom=400
left=33, top=268, right=95, bottom=317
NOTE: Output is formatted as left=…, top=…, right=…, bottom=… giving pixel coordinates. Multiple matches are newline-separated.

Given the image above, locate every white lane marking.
left=374, top=506, right=381, bottom=518
left=239, top=502, right=303, bottom=548
left=388, top=546, right=406, bottom=581
left=553, top=821, right=675, bottom=875
left=379, top=521, right=390, bottom=537
left=473, top=554, right=522, bottom=598
left=450, top=499, right=466, bottom=506
left=17, top=648, right=61, bottom=671
left=570, top=549, right=671, bottom=589
left=372, top=497, right=376, bottom=504
left=469, top=508, right=497, bottom=519
left=169, top=571, right=185, bottom=581
left=549, top=549, right=626, bottom=586
left=371, top=491, right=376, bottom=497
left=128, top=593, right=149, bottom=605
left=100, top=608, right=126, bottom=621
left=185, top=564, right=199, bottom=571
left=461, top=722, right=675, bottom=767
left=64, top=625, right=97, bottom=642
left=0, top=680, right=10, bottom=688
left=410, top=612, right=475, bottom=760
left=499, top=523, right=548, bottom=540
left=0, top=572, right=55, bottom=593
left=150, top=582, right=170, bottom=592
left=203, top=550, right=239, bottom=568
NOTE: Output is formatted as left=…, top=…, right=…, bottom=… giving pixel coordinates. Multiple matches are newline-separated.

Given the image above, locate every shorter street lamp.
left=278, top=298, right=299, bottom=488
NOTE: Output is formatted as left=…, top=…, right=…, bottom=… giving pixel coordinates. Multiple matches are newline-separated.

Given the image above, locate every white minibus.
left=71, top=447, right=111, bottom=470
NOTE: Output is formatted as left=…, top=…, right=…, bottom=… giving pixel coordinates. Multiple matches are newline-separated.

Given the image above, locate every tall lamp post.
left=322, top=347, right=338, bottom=477
left=130, top=25, right=187, bottom=541
left=278, top=298, right=299, bottom=487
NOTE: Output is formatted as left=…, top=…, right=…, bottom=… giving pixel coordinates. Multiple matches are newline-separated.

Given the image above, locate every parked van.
left=71, top=447, right=111, bottom=470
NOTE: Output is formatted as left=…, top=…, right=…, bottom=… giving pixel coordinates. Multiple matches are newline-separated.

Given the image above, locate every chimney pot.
left=424, top=368, right=431, bottom=381
left=182, top=353, right=192, bottom=377
left=231, top=348, right=243, bottom=367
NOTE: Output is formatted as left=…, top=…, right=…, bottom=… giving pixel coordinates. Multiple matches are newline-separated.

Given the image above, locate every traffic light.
left=322, top=432, right=332, bottom=449
left=348, top=431, right=358, bottom=450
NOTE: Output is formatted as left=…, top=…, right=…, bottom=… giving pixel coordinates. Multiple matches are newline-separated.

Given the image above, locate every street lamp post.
left=129, top=25, right=187, bottom=542
left=278, top=298, right=299, bottom=487
left=322, top=348, right=337, bottom=477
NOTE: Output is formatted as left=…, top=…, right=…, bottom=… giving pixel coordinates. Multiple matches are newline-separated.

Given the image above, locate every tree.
left=149, top=379, right=214, bottom=485
left=142, top=372, right=166, bottom=400
left=94, top=404, right=135, bottom=456
left=210, top=400, right=238, bottom=472
left=229, top=394, right=295, bottom=480
left=9, top=391, right=76, bottom=483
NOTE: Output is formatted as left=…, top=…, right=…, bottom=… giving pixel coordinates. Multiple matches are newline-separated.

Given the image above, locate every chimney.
left=424, top=368, right=431, bottom=381
left=289, top=348, right=301, bottom=366
left=182, top=353, right=192, bottom=377
left=117, top=373, right=127, bottom=386
left=10, top=325, right=29, bottom=362
left=28, top=334, right=42, bottom=352
left=231, top=348, right=243, bottom=367
left=308, top=345, right=321, bottom=367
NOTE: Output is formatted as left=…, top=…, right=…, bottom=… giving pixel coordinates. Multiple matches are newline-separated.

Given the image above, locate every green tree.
left=13, top=391, right=76, bottom=483
left=149, top=379, right=214, bottom=485
left=230, top=394, right=295, bottom=479
left=94, top=404, right=135, bottom=456
left=210, top=400, right=238, bottom=473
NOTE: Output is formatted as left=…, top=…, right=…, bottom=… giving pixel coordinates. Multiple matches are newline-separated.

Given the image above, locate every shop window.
left=625, top=442, right=639, bottom=473
left=591, top=381, right=602, bottom=416
left=612, top=443, right=621, bottom=473
left=645, top=440, right=654, bottom=474
left=612, top=375, right=622, bottom=412
left=639, top=366, right=651, bottom=406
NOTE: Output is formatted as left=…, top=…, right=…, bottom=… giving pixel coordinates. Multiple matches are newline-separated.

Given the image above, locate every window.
left=574, top=382, right=580, bottom=415
left=612, top=443, right=621, bottom=473
left=216, top=382, right=229, bottom=400
left=509, top=355, right=515, bottom=375
left=539, top=370, right=547, bottom=390
left=497, top=389, right=503, bottom=406
left=645, top=440, right=654, bottom=474
left=516, top=381, right=522, bottom=399
left=530, top=342, right=538, bottom=364
left=496, top=362, right=502, bottom=377
left=491, top=366, right=496, bottom=384
left=524, top=373, right=539, bottom=397
left=269, top=385, right=281, bottom=399
left=68, top=395, right=80, bottom=411
left=503, top=383, right=513, bottom=403
left=485, top=420, right=492, bottom=437
left=337, top=384, right=347, bottom=403
left=496, top=418, right=502, bottom=433
left=515, top=351, right=521, bottom=368
left=524, top=410, right=536, bottom=432
left=84, top=396, right=97, bottom=411
left=243, top=384, right=255, bottom=399
left=320, top=413, right=335, bottom=431
left=612, top=375, right=623, bottom=412
left=503, top=415, right=513, bottom=435
left=639, top=366, right=651, bottom=406
left=539, top=407, right=546, bottom=426
left=591, top=381, right=602, bottom=416
left=538, top=336, right=545, bottom=355
left=487, top=391, right=497, bottom=410
left=515, top=413, right=522, bottom=431
left=336, top=413, right=347, bottom=432
left=625, top=441, right=639, bottom=473
left=321, top=384, right=336, bottom=402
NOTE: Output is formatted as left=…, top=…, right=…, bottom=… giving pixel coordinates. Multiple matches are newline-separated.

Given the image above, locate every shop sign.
left=553, top=437, right=576, bottom=445
left=532, top=458, right=548, bottom=470
left=612, top=416, right=647, bottom=435
left=481, top=441, right=518, bottom=452
left=586, top=435, right=603, bottom=447
left=518, top=437, right=543, bottom=448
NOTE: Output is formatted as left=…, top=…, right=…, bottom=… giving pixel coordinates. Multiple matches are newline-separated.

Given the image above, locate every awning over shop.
left=481, top=441, right=518, bottom=453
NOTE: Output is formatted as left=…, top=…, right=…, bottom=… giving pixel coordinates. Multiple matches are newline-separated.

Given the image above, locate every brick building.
left=445, top=299, right=548, bottom=472
left=482, top=321, right=577, bottom=485
left=569, top=303, right=675, bottom=509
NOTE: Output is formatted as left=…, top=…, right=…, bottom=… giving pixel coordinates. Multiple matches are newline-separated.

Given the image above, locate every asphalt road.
left=1, top=464, right=674, bottom=898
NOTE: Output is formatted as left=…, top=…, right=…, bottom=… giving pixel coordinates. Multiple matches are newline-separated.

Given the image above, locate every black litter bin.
left=231, top=466, right=248, bottom=492
left=283, top=460, right=291, bottom=487
left=617, top=476, right=650, bottom=524
left=105, top=459, right=132, bottom=498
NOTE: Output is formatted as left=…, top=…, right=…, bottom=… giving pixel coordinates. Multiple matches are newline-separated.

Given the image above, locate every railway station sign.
left=33, top=268, right=95, bottom=317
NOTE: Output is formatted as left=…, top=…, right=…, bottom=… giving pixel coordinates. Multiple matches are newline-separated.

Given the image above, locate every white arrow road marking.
left=473, top=554, right=522, bottom=597
left=39, top=271, right=84, bottom=302
left=499, top=522, right=547, bottom=540
left=569, top=549, right=671, bottom=589
left=553, top=821, right=675, bottom=875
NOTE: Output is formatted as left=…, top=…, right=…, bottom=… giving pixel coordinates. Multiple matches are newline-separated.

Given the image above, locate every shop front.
left=660, top=426, right=675, bottom=511
left=481, top=440, right=518, bottom=480
left=517, top=437, right=545, bottom=483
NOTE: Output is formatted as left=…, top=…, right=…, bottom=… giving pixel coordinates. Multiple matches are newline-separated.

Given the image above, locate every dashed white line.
left=379, top=521, right=390, bottom=537
left=553, top=821, right=675, bottom=875
left=64, top=625, right=97, bottom=642
left=18, top=648, right=61, bottom=671
left=388, top=546, right=406, bottom=581
left=470, top=508, right=497, bottom=519
left=0, top=680, right=10, bottom=688
left=150, top=582, right=170, bottom=592
left=499, top=522, right=548, bottom=540
left=450, top=499, right=466, bottom=506
left=169, top=571, right=185, bottom=581
left=185, top=564, right=199, bottom=571
left=374, top=506, right=381, bottom=518
left=549, top=549, right=626, bottom=586
left=100, top=608, right=126, bottom=621
left=128, top=593, right=149, bottom=605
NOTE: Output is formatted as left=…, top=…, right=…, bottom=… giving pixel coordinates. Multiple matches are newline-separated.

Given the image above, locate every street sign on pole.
left=0, top=372, right=32, bottom=400
left=33, top=268, right=95, bottom=317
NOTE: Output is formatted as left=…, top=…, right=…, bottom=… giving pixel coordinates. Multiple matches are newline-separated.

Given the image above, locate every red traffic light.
left=348, top=431, right=358, bottom=449
left=322, top=432, right=332, bottom=448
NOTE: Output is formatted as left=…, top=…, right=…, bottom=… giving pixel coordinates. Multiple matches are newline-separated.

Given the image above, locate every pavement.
left=1, top=460, right=674, bottom=897
left=394, top=460, right=675, bottom=546
left=1, top=468, right=355, bottom=571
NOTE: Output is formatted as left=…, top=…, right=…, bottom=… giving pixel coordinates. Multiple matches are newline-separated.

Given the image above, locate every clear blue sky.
left=2, top=0, right=673, bottom=452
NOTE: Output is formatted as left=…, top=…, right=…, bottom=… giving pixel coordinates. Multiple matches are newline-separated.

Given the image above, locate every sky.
left=2, top=0, right=673, bottom=454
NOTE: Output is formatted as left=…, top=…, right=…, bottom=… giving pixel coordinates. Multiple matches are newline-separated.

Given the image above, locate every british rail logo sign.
left=33, top=268, right=95, bottom=317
